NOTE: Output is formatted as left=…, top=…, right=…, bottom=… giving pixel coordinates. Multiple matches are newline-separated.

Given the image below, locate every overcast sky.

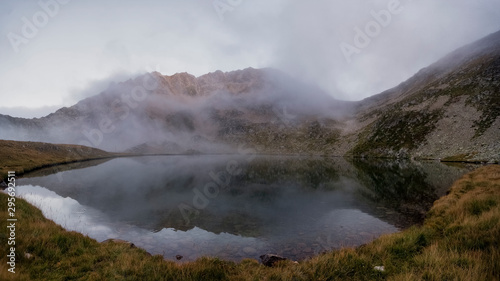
left=0, top=0, right=499, bottom=118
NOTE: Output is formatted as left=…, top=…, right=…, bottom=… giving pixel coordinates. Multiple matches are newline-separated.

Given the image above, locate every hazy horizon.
left=1, top=0, right=500, bottom=118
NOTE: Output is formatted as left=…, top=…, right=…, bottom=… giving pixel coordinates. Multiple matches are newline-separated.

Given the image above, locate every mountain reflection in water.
left=17, top=155, right=474, bottom=261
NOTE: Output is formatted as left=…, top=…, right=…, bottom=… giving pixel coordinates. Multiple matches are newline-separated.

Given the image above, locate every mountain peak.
left=147, top=67, right=276, bottom=97
left=1, top=31, right=498, bottom=161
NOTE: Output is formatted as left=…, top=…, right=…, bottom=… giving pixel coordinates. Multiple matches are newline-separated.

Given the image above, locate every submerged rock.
left=243, top=247, right=257, bottom=255
left=102, top=239, right=136, bottom=248
left=260, top=254, right=287, bottom=267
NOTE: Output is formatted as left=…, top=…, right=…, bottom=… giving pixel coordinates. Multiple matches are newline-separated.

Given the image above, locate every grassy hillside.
left=0, top=140, right=112, bottom=182
left=1, top=164, right=498, bottom=280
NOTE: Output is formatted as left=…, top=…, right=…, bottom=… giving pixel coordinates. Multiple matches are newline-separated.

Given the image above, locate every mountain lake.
left=15, top=155, right=476, bottom=262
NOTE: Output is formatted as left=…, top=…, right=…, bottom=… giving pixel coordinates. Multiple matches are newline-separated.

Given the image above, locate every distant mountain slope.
left=0, top=31, right=499, bottom=161
left=346, top=30, right=500, bottom=161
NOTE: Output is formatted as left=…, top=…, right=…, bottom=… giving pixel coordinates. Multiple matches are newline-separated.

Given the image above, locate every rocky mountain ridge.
left=346, top=30, right=500, bottom=161
left=1, top=31, right=499, bottom=162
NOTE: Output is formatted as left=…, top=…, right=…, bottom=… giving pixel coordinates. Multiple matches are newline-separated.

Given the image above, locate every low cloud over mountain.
left=1, top=31, right=499, bottom=162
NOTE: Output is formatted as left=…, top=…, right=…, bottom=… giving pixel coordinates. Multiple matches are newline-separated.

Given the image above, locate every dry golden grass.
left=0, top=163, right=499, bottom=280
left=0, top=140, right=112, bottom=182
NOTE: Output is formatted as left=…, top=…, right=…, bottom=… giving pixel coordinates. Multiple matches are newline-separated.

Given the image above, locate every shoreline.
left=1, top=164, right=499, bottom=279
left=2, top=150, right=491, bottom=184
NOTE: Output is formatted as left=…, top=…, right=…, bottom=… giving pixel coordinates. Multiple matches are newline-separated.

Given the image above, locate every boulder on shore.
left=259, top=254, right=287, bottom=267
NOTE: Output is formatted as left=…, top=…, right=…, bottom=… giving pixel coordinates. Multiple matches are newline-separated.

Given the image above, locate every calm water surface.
left=17, top=156, right=474, bottom=261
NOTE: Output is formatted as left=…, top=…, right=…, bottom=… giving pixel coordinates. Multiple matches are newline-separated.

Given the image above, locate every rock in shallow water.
left=102, top=239, right=136, bottom=248
left=260, top=254, right=287, bottom=267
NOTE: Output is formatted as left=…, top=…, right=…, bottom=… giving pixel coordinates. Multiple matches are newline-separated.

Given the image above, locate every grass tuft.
left=466, top=198, right=497, bottom=216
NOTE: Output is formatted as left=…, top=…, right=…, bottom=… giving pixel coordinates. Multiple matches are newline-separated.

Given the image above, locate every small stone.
left=24, top=252, right=33, bottom=259
left=374, top=266, right=385, bottom=272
